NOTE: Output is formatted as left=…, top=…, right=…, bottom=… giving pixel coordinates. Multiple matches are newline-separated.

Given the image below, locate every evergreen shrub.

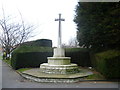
left=91, top=50, right=120, bottom=79
left=11, top=46, right=91, bottom=69
left=21, top=39, right=52, bottom=47
left=11, top=46, right=53, bottom=69
left=65, top=48, right=91, bottom=67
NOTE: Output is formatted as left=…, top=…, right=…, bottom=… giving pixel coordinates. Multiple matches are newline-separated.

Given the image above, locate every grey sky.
left=0, top=0, right=78, bottom=47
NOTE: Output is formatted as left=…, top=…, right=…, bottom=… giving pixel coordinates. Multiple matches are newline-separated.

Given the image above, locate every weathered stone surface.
left=40, top=63, right=79, bottom=74
left=22, top=74, right=80, bottom=83
left=48, top=57, right=71, bottom=65
left=39, top=47, right=80, bottom=75
left=22, top=68, right=93, bottom=83
left=34, top=47, right=93, bottom=83
left=53, top=48, right=65, bottom=57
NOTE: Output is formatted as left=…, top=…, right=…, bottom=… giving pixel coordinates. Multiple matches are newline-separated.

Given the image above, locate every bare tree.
left=62, top=37, right=79, bottom=48
left=68, top=37, right=79, bottom=48
left=0, top=9, right=35, bottom=59
left=62, top=43, right=68, bottom=48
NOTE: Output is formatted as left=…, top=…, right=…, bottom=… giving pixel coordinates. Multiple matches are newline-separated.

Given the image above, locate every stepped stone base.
left=40, top=63, right=79, bottom=74
left=21, top=48, right=93, bottom=83
left=22, top=68, right=93, bottom=83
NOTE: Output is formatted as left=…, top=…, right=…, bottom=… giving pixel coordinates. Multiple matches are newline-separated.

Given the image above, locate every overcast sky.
left=0, top=0, right=78, bottom=47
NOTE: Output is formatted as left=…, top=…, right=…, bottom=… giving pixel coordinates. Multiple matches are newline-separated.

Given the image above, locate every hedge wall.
left=65, top=48, right=91, bottom=67
left=21, top=39, right=52, bottom=47
left=91, top=50, right=120, bottom=79
left=11, top=52, right=52, bottom=69
left=11, top=46, right=53, bottom=69
left=11, top=47, right=91, bottom=70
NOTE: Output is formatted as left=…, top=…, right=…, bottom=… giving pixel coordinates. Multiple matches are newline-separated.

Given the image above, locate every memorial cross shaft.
left=55, top=13, right=65, bottom=48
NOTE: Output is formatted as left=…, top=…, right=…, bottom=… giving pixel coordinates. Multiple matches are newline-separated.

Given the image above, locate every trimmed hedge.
left=11, top=46, right=53, bottom=69
left=65, top=48, right=91, bottom=67
left=21, top=39, right=52, bottom=47
left=13, top=45, right=53, bottom=53
left=11, top=46, right=91, bottom=69
left=11, top=52, right=52, bottom=69
left=91, top=50, right=120, bottom=79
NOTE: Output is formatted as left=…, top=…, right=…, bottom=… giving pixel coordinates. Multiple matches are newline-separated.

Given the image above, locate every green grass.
left=4, top=59, right=11, bottom=65
left=0, top=55, right=2, bottom=60
left=0, top=56, right=2, bottom=60
left=79, top=67, right=105, bottom=80
left=17, top=67, right=105, bottom=80
left=85, top=73, right=105, bottom=80
left=17, top=68, right=32, bottom=72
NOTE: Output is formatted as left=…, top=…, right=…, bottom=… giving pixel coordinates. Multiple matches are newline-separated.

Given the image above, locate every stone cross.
left=55, top=13, right=65, bottom=48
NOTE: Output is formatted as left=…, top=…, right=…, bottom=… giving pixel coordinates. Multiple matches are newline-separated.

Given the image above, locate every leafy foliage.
left=91, top=49, right=120, bottom=79
left=14, top=46, right=52, bottom=53
left=65, top=48, right=91, bottom=67
left=74, top=2, right=120, bottom=50
left=11, top=45, right=91, bottom=69
left=11, top=48, right=53, bottom=70
left=11, top=39, right=53, bottom=69
left=21, top=39, right=52, bottom=47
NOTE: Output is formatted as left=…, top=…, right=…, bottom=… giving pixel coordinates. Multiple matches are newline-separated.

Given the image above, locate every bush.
left=11, top=46, right=91, bottom=69
left=11, top=46, right=53, bottom=69
left=13, top=45, right=52, bottom=53
left=21, top=39, right=52, bottom=47
left=91, top=50, right=120, bottom=79
left=11, top=52, right=53, bottom=69
left=65, top=48, right=91, bottom=67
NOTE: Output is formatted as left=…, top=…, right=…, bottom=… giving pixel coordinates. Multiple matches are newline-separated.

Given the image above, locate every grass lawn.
left=17, top=67, right=105, bottom=80
left=0, top=55, right=2, bottom=60
left=84, top=71, right=105, bottom=80
left=4, top=59, right=11, bottom=65
left=17, top=68, right=32, bottom=73
left=79, top=66, right=105, bottom=80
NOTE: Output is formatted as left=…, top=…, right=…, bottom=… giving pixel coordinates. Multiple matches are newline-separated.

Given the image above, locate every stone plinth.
left=48, top=57, right=71, bottom=65
left=53, top=48, right=65, bottom=57
left=40, top=63, right=79, bottom=74
left=48, top=48, right=71, bottom=65
left=39, top=48, right=79, bottom=74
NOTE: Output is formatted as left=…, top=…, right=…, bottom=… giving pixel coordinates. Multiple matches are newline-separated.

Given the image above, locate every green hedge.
left=13, top=45, right=53, bottom=53
left=65, top=48, right=91, bottom=67
left=21, top=39, right=52, bottom=47
left=11, top=46, right=91, bottom=69
left=11, top=46, right=53, bottom=69
left=91, top=50, right=120, bottom=79
left=11, top=52, right=53, bottom=69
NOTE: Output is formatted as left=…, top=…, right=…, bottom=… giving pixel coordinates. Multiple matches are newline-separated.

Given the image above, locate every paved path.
left=0, top=60, right=2, bottom=89
left=1, top=60, right=120, bottom=89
